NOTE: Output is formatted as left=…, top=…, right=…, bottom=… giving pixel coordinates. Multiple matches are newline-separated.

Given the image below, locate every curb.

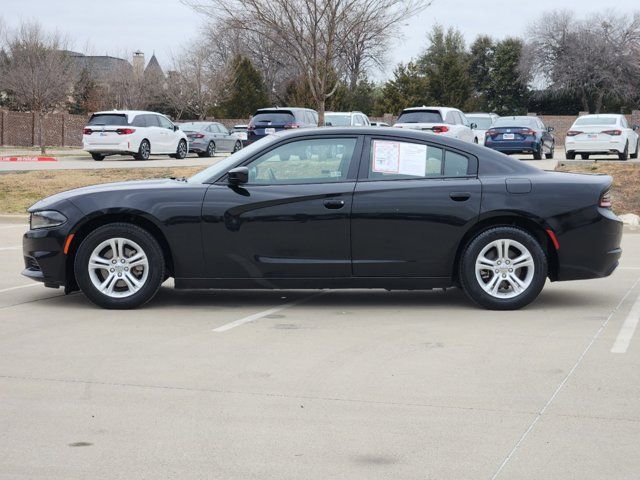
left=0, top=214, right=29, bottom=224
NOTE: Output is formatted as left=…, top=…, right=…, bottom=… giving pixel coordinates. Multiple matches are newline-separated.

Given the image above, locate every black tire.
left=458, top=226, right=548, bottom=310
left=566, top=150, right=576, bottom=160
left=473, top=137, right=479, bottom=144
left=533, top=144, right=543, bottom=160
left=580, top=153, right=590, bottom=160
left=631, top=140, right=639, bottom=159
left=199, top=141, right=215, bottom=158
left=73, top=223, right=165, bottom=309
left=233, top=140, right=242, bottom=152
left=171, top=139, right=188, bottom=159
left=619, top=142, right=629, bottom=161
left=134, top=139, right=151, bottom=160
left=91, top=153, right=105, bottom=161
left=545, top=144, right=555, bottom=159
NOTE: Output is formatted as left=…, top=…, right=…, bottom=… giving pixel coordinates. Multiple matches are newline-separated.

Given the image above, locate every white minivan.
left=83, top=110, right=189, bottom=161
left=393, top=106, right=475, bottom=143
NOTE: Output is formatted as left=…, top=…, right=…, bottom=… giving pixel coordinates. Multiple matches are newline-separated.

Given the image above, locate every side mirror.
left=547, top=126, right=555, bottom=132
left=174, top=125, right=179, bottom=131
left=228, top=167, right=249, bottom=185
left=470, top=123, right=477, bottom=130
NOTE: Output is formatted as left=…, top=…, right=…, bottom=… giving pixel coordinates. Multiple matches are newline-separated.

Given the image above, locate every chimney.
left=132, top=51, right=145, bottom=79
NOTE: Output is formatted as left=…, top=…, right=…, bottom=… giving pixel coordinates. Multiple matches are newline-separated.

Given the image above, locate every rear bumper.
left=188, top=140, right=208, bottom=152
left=565, top=138, right=625, bottom=153
left=554, top=208, right=623, bottom=281
left=485, top=140, right=538, bottom=153
left=83, top=141, right=134, bottom=154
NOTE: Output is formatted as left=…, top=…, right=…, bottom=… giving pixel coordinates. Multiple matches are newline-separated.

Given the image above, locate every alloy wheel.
left=474, top=239, right=535, bottom=299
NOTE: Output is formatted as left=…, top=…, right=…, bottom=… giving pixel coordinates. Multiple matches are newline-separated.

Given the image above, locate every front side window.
left=247, top=138, right=358, bottom=184
left=369, top=139, right=469, bottom=180
left=157, top=116, right=174, bottom=130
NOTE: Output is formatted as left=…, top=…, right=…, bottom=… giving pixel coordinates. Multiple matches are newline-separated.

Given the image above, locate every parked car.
left=247, top=107, right=318, bottom=144
left=23, top=127, right=621, bottom=311
left=179, top=122, right=242, bottom=157
left=485, top=116, right=555, bottom=159
left=370, top=121, right=390, bottom=127
left=230, top=124, right=249, bottom=145
left=565, top=114, right=640, bottom=160
left=465, top=112, right=499, bottom=145
left=393, top=106, right=475, bottom=143
left=324, top=111, right=370, bottom=127
left=83, top=110, right=188, bottom=161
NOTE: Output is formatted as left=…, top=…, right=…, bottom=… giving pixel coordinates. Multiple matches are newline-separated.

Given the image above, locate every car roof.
left=93, top=110, right=164, bottom=116
left=255, top=107, right=316, bottom=113
left=465, top=112, right=495, bottom=117
left=576, top=114, right=621, bottom=118
left=401, top=106, right=459, bottom=113
left=325, top=111, right=365, bottom=115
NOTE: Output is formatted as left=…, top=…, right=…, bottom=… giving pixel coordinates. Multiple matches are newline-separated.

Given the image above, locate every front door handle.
left=324, top=199, right=345, bottom=209
left=449, top=192, right=471, bottom=202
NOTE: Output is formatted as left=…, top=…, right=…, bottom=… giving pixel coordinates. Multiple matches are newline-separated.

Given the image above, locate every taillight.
left=193, top=133, right=205, bottom=138
left=115, top=128, right=136, bottom=135
left=599, top=189, right=612, bottom=208
left=566, top=130, right=583, bottom=137
left=602, top=129, right=622, bottom=136
left=247, top=125, right=255, bottom=131
left=520, top=128, right=536, bottom=136
left=486, top=129, right=496, bottom=137
left=83, top=128, right=92, bottom=135
left=284, top=123, right=300, bottom=129
left=431, top=125, right=449, bottom=134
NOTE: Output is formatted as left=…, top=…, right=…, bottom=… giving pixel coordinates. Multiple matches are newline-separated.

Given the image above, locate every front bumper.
left=22, top=227, right=68, bottom=288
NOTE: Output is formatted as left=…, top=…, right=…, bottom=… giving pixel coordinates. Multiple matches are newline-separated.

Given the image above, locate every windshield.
left=180, top=122, right=209, bottom=131
left=188, top=135, right=281, bottom=184
left=574, top=117, right=617, bottom=126
left=493, top=117, right=538, bottom=128
left=324, top=114, right=351, bottom=126
left=466, top=116, right=494, bottom=129
left=396, top=110, right=443, bottom=124
left=88, top=114, right=128, bottom=126
left=250, top=112, right=295, bottom=125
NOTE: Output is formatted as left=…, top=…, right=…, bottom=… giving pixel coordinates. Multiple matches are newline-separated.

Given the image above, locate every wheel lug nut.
left=495, top=269, right=499, bottom=273
left=112, top=260, right=116, bottom=264
left=506, top=260, right=510, bottom=264
left=117, top=273, right=122, bottom=277
left=110, top=268, right=114, bottom=272
left=121, top=259, right=125, bottom=263
left=509, top=268, right=513, bottom=272
left=502, top=274, right=506, bottom=278
left=497, top=261, right=501, bottom=265
left=124, top=267, right=128, bottom=271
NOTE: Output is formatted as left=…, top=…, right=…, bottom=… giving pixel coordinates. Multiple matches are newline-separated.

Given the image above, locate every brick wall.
left=0, top=110, right=89, bottom=147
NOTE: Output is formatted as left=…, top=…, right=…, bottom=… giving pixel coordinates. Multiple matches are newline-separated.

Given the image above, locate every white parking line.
left=212, top=292, right=326, bottom=333
left=0, top=283, right=40, bottom=294
left=611, top=292, right=640, bottom=353
left=0, top=246, right=21, bottom=251
left=490, top=276, right=640, bottom=480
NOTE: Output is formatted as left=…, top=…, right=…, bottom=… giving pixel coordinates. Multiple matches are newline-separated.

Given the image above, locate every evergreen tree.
left=372, top=61, right=430, bottom=115
left=222, top=55, right=269, bottom=117
left=486, top=38, right=528, bottom=115
left=468, top=35, right=494, bottom=111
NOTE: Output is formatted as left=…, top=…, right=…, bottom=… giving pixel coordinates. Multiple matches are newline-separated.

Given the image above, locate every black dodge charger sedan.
left=22, top=127, right=622, bottom=310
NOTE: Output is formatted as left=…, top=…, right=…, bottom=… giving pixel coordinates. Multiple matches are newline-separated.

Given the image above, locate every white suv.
left=393, top=106, right=475, bottom=143
left=83, top=110, right=189, bottom=161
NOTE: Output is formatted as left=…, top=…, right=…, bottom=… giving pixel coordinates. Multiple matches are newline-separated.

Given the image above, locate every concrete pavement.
left=1, top=221, right=639, bottom=479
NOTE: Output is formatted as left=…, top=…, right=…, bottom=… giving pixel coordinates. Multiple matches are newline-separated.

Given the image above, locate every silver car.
left=179, top=122, right=243, bottom=157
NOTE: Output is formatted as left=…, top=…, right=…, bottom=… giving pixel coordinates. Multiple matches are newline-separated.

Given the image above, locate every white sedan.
left=566, top=114, right=639, bottom=160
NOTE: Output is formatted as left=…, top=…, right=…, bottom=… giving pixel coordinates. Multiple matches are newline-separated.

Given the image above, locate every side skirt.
left=174, top=277, right=452, bottom=290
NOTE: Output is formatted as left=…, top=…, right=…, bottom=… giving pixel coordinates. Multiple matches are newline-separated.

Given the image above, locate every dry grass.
left=556, top=162, right=640, bottom=215
left=0, top=167, right=202, bottom=214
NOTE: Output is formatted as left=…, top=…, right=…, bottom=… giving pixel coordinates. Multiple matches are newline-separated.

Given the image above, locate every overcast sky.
left=1, top=0, right=638, bottom=80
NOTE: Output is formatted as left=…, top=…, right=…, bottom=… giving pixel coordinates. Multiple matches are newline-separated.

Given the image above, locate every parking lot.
left=1, top=218, right=640, bottom=479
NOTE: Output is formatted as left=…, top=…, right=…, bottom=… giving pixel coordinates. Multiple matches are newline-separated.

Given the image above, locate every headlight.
left=30, top=210, right=67, bottom=229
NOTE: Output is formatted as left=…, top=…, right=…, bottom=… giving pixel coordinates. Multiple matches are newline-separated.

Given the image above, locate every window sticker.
left=372, top=140, right=400, bottom=173
left=398, top=143, right=427, bottom=176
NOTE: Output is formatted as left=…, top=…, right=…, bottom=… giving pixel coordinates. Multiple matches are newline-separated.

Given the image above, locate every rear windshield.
left=574, top=117, right=617, bottom=126
left=88, top=114, right=128, bottom=126
left=251, top=111, right=295, bottom=125
left=396, top=110, right=443, bottom=124
left=493, top=117, right=538, bottom=128
left=466, top=116, right=493, bottom=129
left=180, top=122, right=209, bottom=131
left=324, top=114, right=351, bottom=126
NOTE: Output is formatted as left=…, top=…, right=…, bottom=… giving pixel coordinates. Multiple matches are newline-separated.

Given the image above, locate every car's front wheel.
left=74, top=223, right=165, bottom=309
left=459, top=227, right=547, bottom=310
left=233, top=140, right=242, bottom=152
left=545, top=144, right=555, bottom=159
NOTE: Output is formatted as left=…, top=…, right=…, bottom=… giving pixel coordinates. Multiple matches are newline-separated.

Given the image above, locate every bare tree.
left=0, top=21, right=74, bottom=153
left=523, top=10, right=640, bottom=113
left=185, top=0, right=431, bottom=124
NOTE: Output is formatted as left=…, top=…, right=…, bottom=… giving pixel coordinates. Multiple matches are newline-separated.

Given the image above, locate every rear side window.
left=131, top=115, right=147, bottom=127
left=88, top=114, right=128, bottom=126
left=397, top=110, right=443, bottom=124
left=251, top=111, right=295, bottom=125
left=145, top=115, right=160, bottom=127
left=368, top=139, right=469, bottom=180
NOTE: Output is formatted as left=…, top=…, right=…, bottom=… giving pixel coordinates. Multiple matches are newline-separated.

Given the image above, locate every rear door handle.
left=449, top=192, right=471, bottom=202
left=323, top=199, right=345, bottom=209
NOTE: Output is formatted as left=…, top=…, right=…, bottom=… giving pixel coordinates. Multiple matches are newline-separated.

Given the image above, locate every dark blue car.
left=485, top=116, right=555, bottom=159
left=247, top=107, right=318, bottom=144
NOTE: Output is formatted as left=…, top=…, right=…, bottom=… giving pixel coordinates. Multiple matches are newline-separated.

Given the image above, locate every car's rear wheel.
left=580, top=153, right=590, bottom=160
left=171, top=139, right=188, bottom=159
left=619, top=141, right=629, bottom=161
left=631, top=140, right=639, bottom=159
left=566, top=150, right=576, bottom=160
left=74, top=223, right=165, bottom=309
left=198, top=141, right=215, bottom=158
left=91, top=153, right=105, bottom=161
left=134, top=140, right=151, bottom=160
left=459, top=227, right=547, bottom=310
left=533, top=144, right=543, bottom=160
